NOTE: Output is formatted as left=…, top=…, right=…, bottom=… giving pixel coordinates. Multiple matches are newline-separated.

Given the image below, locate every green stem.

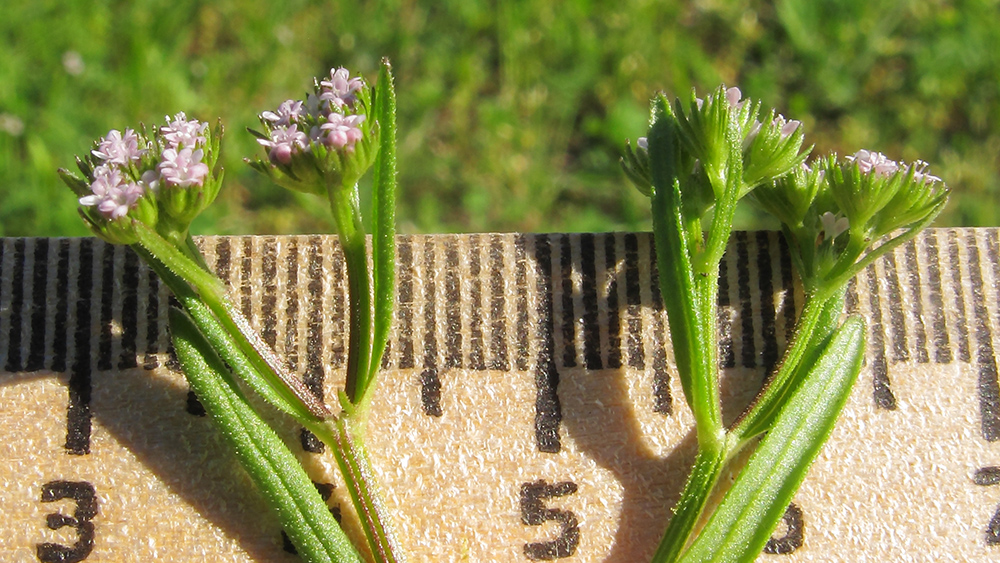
left=650, top=444, right=731, bottom=563
left=327, top=184, right=374, bottom=407
left=305, top=415, right=406, bottom=563
left=169, top=308, right=363, bottom=563
left=132, top=222, right=330, bottom=419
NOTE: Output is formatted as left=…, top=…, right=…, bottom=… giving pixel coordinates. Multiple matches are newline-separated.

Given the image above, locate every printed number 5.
left=520, top=480, right=579, bottom=560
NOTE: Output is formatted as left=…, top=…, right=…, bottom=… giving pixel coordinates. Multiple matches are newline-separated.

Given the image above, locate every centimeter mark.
left=1, top=230, right=999, bottom=457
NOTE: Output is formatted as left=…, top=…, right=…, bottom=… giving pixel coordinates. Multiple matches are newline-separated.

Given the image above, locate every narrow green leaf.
left=169, top=308, right=363, bottom=563
left=367, top=57, right=397, bottom=401
left=134, top=245, right=326, bottom=424
left=730, top=287, right=846, bottom=442
left=648, top=97, right=723, bottom=442
left=679, top=316, right=865, bottom=563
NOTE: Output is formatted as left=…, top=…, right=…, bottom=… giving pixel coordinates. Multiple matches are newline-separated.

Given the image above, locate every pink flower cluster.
left=257, top=67, right=367, bottom=165
left=847, top=150, right=942, bottom=184
left=79, top=164, right=144, bottom=220
left=80, top=113, right=211, bottom=220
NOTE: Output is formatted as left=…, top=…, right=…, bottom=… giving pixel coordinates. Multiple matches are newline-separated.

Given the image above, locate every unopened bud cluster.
left=623, top=85, right=948, bottom=291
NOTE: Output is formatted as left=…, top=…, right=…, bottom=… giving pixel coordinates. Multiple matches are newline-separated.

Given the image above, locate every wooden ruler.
left=1, top=229, right=999, bottom=562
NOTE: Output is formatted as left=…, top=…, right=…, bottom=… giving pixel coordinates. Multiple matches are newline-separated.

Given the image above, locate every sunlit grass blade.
left=169, top=307, right=363, bottom=563
left=678, top=316, right=865, bottom=563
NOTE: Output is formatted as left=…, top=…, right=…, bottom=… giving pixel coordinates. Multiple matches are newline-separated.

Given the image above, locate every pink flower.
left=908, top=160, right=943, bottom=185
left=847, top=150, right=899, bottom=177
left=158, top=147, right=210, bottom=187
left=262, top=99, right=306, bottom=126
left=820, top=211, right=850, bottom=241
left=319, top=67, right=364, bottom=109
left=257, top=124, right=309, bottom=165
left=320, top=114, right=365, bottom=150
left=160, top=112, right=208, bottom=150
left=726, top=87, right=743, bottom=108
left=92, top=129, right=144, bottom=165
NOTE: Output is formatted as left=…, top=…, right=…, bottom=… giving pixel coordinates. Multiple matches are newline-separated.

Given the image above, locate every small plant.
left=60, top=60, right=401, bottom=563
left=621, top=86, right=947, bottom=562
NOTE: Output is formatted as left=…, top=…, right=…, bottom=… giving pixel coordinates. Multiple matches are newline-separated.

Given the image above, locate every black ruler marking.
left=421, top=238, right=442, bottom=417
left=559, top=235, right=577, bottom=369
left=623, top=233, right=645, bottom=370
left=488, top=234, right=510, bottom=371
left=240, top=237, right=254, bottom=322
left=142, top=251, right=161, bottom=370
left=513, top=235, right=530, bottom=371
left=924, top=231, right=952, bottom=364
left=965, top=230, right=1000, bottom=442
left=304, top=235, right=327, bottom=397
left=27, top=239, right=50, bottom=371
left=717, top=236, right=735, bottom=369
left=580, top=233, right=601, bottom=370
left=261, top=237, right=279, bottom=350
left=756, top=232, right=779, bottom=375
left=904, top=239, right=930, bottom=364
left=948, top=231, right=972, bottom=363
left=52, top=240, right=70, bottom=372
left=604, top=233, right=622, bottom=370
left=778, top=235, right=798, bottom=347
left=96, top=243, right=115, bottom=372
left=284, top=239, right=300, bottom=374
left=736, top=232, right=756, bottom=368
left=396, top=237, right=415, bottom=369
left=443, top=237, right=462, bottom=369
left=882, top=249, right=910, bottom=364
left=866, top=262, right=897, bottom=410
left=5, top=238, right=25, bottom=372
left=67, top=238, right=93, bottom=455
left=329, top=236, right=346, bottom=370
left=468, top=234, right=486, bottom=371
left=648, top=235, right=672, bottom=416
left=117, top=246, right=139, bottom=370
left=532, top=234, right=561, bottom=453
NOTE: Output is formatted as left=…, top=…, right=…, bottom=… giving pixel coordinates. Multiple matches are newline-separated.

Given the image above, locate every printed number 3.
left=36, top=481, right=97, bottom=563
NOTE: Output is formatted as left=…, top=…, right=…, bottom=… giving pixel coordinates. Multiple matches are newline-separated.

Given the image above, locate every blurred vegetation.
left=1, top=0, right=997, bottom=237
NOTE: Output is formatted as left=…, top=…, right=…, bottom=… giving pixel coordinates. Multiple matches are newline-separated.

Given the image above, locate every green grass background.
left=2, top=0, right=998, bottom=237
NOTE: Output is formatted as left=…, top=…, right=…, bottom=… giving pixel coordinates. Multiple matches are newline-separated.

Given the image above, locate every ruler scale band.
left=1, top=229, right=999, bottom=562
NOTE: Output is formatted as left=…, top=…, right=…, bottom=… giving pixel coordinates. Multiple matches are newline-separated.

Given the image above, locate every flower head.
left=846, top=149, right=899, bottom=177
left=257, top=124, right=309, bottom=165
left=158, top=147, right=210, bottom=187
left=92, top=128, right=144, bottom=165
left=320, top=114, right=365, bottom=150
left=78, top=166, right=144, bottom=219
left=247, top=66, right=377, bottom=196
left=319, top=67, right=365, bottom=109
left=160, top=112, right=208, bottom=150
left=61, top=114, right=223, bottom=245
left=262, top=100, right=306, bottom=127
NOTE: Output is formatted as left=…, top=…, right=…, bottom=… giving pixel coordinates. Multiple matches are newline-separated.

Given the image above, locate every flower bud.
left=742, top=111, right=809, bottom=188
